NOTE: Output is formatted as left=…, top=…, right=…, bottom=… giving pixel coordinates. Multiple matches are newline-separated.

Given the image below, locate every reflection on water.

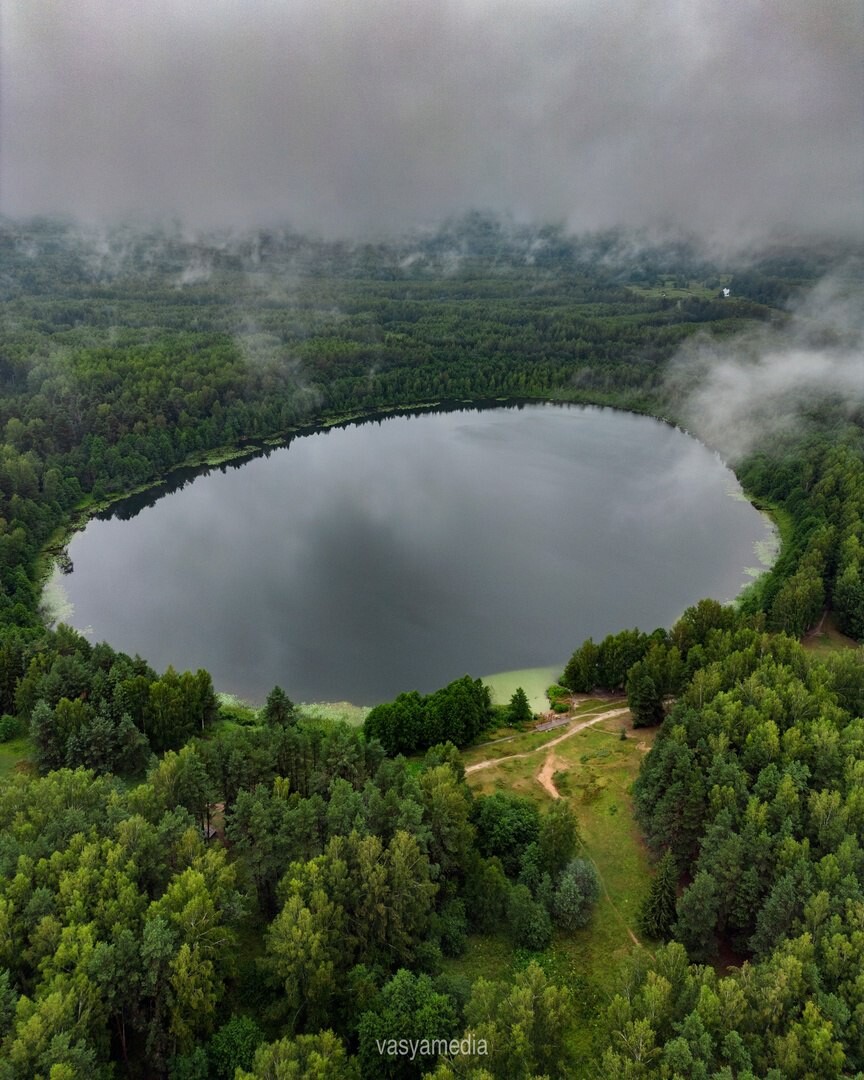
left=47, top=403, right=775, bottom=704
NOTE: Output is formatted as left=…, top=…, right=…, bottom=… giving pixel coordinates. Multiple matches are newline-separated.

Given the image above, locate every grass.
left=216, top=692, right=260, bottom=724
left=0, top=736, right=34, bottom=778
left=467, top=720, right=657, bottom=891
left=757, top=501, right=794, bottom=552
left=554, top=729, right=659, bottom=988
left=451, top=711, right=659, bottom=1074
left=209, top=695, right=372, bottom=737
left=460, top=699, right=622, bottom=767
left=625, top=279, right=726, bottom=300
left=440, top=933, right=515, bottom=985
left=299, top=701, right=371, bottom=727
left=462, top=729, right=553, bottom=766
left=802, top=612, right=860, bottom=656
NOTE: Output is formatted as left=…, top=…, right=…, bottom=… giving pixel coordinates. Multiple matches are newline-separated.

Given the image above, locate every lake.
left=45, top=403, right=776, bottom=704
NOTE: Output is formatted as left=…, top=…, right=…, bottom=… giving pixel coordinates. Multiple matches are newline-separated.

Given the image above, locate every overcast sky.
left=1, top=0, right=862, bottom=242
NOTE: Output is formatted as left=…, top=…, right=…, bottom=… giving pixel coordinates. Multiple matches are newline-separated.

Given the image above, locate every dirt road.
left=464, top=706, right=631, bottom=776
left=536, top=751, right=561, bottom=799
left=465, top=704, right=650, bottom=952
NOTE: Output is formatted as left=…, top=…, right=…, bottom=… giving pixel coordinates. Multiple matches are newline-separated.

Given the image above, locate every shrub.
left=0, top=714, right=20, bottom=742
left=208, top=1016, right=265, bottom=1080
left=552, top=858, right=601, bottom=929
left=546, top=684, right=570, bottom=705
left=435, top=898, right=468, bottom=957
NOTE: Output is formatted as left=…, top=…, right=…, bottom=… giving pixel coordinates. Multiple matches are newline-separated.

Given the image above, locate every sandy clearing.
left=536, top=751, right=561, bottom=799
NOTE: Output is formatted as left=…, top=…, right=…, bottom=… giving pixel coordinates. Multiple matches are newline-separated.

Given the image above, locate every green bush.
left=552, top=769, right=571, bottom=796
left=552, top=858, right=601, bottom=929
left=0, top=715, right=19, bottom=742
left=208, top=1016, right=265, bottom=1080
left=435, top=898, right=468, bottom=957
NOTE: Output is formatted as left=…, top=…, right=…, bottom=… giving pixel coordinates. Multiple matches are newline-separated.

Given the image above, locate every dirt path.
left=534, top=733, right=649, bottom=952
left=804, top=608, right=829, bottom=638
left=464, top=704, right=649, bottom=951
left=535, top=731, right=647, bottom=950
left=464, top=706, right=631, bottom=775
left=536, top=751, right=561, bottom=799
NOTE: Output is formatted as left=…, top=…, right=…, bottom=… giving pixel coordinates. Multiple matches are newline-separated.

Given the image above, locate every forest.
left=0, top=213, right=862, bottom=1078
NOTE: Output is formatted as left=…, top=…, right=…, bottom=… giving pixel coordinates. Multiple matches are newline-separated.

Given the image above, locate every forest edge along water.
left=42, top=401, right=778, bottom=707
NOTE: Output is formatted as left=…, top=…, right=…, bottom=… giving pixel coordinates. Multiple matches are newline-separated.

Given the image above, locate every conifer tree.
left=507, top=686, right=533, bottom=728
left=672, top=870, right=720, bottom=960
left=626, top=667, right=664, bottom=727
left=262, top=685, right=296, bottom=727
left=30, top=700, right=63, bottom=772
left=638, top=850, right=678, bottom=940
left=562, top=637, right=599, bottom=692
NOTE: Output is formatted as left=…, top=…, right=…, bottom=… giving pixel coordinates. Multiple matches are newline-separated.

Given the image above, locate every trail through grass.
left=453, top=710, right=660, bottom=1074
left=802, top=612, right=859, bottom=656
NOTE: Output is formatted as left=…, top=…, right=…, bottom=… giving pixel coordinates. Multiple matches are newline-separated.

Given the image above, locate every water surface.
left=47, top=404, right=774, bottom=704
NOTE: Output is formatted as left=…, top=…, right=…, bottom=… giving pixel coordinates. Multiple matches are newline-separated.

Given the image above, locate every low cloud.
left=667, top=276, right=864, bottom=460
left=1, top=0, right=862, bottom=247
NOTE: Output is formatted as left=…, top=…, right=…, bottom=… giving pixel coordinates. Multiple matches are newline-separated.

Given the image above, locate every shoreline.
left=37, top=394, right=786, bottom=664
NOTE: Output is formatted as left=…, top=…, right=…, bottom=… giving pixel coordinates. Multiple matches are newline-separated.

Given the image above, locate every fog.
left=2, top=0, right=862, bottom=246
left=668, top=276, right=864, bottom=461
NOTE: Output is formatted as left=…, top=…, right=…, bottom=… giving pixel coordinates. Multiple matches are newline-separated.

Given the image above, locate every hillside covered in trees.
left=0, top=216, right=862, bottom=1077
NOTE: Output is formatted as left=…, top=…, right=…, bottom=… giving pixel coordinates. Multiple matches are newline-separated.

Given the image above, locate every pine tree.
left=30, top=700, right=63, bottom=772
left=562, top=638, right=599, bottom=692
left=672, top=870, right=720, bottom=960
left=627, top=667, right=664, bottom=728
left=748, top=871, right=801, bottom=956
left=262, top=685, right=296, bottom=727
left=638, top=850, right=678, bottom=939
left=507, top=883, right=553, bottom=949
left=507, top=686, right=533, bottom=728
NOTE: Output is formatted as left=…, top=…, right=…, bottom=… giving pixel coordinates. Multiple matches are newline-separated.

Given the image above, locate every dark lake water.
left=45, top=404, right=775, bottom=704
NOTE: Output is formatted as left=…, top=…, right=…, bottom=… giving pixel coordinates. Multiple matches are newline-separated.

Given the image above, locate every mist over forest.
left=0, top=2, right=863, bottom=1079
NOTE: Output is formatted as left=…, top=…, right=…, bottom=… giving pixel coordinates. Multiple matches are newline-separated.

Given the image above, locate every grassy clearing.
left=0, top=736, right=34, bottom=778
left=757, top=501, right=794, bottom=551
left=210, top=695, right=372, bottom=735
left=551, top=726, right=659, bottom=983
left=460, top=699, right=616, bottom=767
left=216, top=692, right=260, bottom=724
left=454, top=714, right=659, bottom=1071
left=440, top=933, right=515, bottom=985
left=626, top=280, right=725, bottom=300
left=803, top=613, right=860, bottom=656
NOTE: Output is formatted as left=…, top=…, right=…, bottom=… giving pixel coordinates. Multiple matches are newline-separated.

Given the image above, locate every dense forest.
left=0, top=214, right=862, bottom=1077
